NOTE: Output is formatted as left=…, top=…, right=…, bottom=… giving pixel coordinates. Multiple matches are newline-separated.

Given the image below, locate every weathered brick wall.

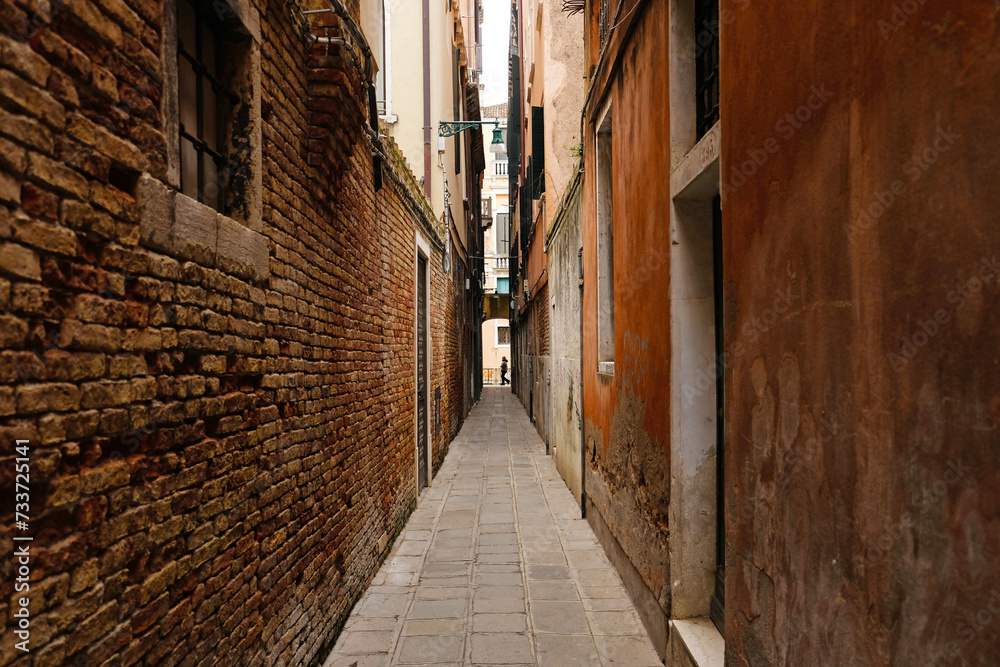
left=0, top=0, right=463, bottom=664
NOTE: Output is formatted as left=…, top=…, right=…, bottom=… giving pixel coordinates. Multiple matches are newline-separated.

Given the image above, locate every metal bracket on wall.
left=438, top=121, right=499, bottom=137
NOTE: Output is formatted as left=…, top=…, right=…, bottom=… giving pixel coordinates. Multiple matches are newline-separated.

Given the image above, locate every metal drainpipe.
left=302, top=2, right=375, bottom=84
left=422, top=0, right=432, bottom=198
left=579, top=245, right=586, bottom=519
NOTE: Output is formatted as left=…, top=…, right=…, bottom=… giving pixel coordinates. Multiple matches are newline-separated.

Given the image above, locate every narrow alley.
left=324, top=388, right=663, bottom=667
left=1, top=0, right=999, bottom=664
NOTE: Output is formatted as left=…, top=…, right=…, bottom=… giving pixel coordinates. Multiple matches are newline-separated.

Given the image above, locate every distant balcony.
left=494, top=256, right=509, bottom=269
left=494, top=162, right=508, bottom=176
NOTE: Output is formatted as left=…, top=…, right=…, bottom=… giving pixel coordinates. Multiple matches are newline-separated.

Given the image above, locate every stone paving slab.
left=323, top=388, right=662, bottom=667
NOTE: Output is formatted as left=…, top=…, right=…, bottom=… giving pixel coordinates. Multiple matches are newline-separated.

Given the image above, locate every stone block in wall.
left=172, top=195, right=217, bottom=266
left=138, top=174, right=174, bottom=253
left=0, top=242, right=41, bottom=281
left=217, top=214, right=269, bottom=283
left=138, top=175, right=270, bottom=283
left=0, top=69, right=66, bottom=130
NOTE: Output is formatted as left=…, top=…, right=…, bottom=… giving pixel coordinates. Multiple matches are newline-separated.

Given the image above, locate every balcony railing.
left=494, top=161, right=508, bottom=176
left=494, top=256, right=509, bottom=269
left=483, top=368, right=503, bottom=386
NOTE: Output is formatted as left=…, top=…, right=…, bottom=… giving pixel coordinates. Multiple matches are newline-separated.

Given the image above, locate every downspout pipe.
left=422, top=0, right=432, bottom=198
left=302, top=2, right=375, bottom=84
left=579, top=245, right=586, bottom=519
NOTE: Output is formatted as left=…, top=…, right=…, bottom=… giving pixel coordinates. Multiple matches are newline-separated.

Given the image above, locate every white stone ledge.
left=671, top=617, right=725, bottom=667
left=671, top=122, right=721, bottom=199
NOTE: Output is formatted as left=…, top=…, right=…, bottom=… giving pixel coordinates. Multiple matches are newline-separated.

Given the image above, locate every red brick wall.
left=0, top=0, right=463, bottom=664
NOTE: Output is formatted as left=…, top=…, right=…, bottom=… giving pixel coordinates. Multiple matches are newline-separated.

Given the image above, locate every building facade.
left=377, top=0, right=486, bottom=411
left=479, top=104, right=511, bottom=386
left=568, top=0, right=1000, bottom=665
left=0, top=0, right=474, bottom=663
left=507, top=0, right=584, bottom=444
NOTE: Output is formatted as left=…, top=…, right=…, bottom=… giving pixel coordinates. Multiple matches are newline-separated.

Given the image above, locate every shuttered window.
left=531, top=106, right=545, bottom=199
left=496, top=213, right=510, bottom=255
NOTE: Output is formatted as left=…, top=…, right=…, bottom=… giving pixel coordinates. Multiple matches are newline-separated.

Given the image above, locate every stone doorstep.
left=670, top=618, right=725, bottom=667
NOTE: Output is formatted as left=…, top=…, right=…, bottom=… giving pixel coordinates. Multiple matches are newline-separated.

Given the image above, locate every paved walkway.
left=323, top=387, right=662, bottom=666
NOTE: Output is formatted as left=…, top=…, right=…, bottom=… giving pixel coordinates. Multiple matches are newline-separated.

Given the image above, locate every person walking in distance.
left=500, top=357, right=509, bottom=386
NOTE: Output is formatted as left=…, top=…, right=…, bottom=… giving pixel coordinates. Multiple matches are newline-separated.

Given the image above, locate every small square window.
left=498, top=325, right=511, bottom=346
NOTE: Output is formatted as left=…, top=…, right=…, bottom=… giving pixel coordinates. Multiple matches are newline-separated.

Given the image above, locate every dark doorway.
left=710, top=194, right=725, bottom=635
left=417, top=255, right=429, bottom=492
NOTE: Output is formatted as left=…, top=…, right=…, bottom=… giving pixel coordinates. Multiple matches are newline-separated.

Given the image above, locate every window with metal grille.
left=694, top=0, right=720, bottom=139
left=177, top=0, right=242, bottom=212
left=498, top=326, right=511, bottom=345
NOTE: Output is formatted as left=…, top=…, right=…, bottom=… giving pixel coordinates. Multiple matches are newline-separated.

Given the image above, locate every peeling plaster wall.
left=548, top=179, right=583, bottom=504
left=581, top=0, right=673, bottom=652
left=722, top=0, right=1000, bottom=664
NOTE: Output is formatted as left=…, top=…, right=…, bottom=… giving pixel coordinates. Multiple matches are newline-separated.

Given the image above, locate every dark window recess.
left=498, top=326, right=511, bottom=345
left=178, top=0, right=241, bottom=212
left=108, top=165, right=140, bottom=196
left=520, top=183, right=531, bottom=256
left=369, top=84, right=383, bottom=191
left=507, top=50, right=521, bottom=179
left=709, top=193, right=725, bottom=637
left=695, top=0, right=720, bottom=139
left=526, top=156, right=534, bottom=201
left=531, top=106, right=545, bottom=199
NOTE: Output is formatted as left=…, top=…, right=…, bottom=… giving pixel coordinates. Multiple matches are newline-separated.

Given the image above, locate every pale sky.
left=480, top=0, right=511, bottom=108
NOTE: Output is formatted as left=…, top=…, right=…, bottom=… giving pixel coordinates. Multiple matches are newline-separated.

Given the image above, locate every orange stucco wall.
left=722, top=0, right=1000, bottom=663
left=581, top=0, right=674, bottom=616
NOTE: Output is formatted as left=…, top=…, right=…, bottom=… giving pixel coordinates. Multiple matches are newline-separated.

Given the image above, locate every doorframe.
left=414, top=232, right=433, bottom=499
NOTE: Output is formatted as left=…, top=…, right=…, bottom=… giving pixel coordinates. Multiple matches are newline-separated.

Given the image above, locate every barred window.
left=694, top=0, right=720, bottom=139
left=177, top=0, right=244, bottom=212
